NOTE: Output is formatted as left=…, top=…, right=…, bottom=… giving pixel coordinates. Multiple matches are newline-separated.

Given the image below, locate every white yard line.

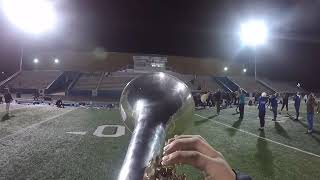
left=66, top=131, right=87, bottom=135
left=194, top=113, right=320, bottom=158
left=0, top=108, right=77, bottom=141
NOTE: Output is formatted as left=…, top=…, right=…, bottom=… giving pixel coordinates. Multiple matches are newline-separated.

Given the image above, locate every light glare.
left=240, top=20, right=268, bottom=47
left=175, top=82, right=185, bottom=92
left=158, top=72, right=165, bottom=79
left=135, top=100, right=145, bottom=114
left=2, top=0, right=57, bottom=34
left=243, top=68, right=247, bottom=73
left=33, top=58, right=39, bottom=63
left=224, top=67, right=228, bottom=71
left=54, top=58, right=59, bottom=64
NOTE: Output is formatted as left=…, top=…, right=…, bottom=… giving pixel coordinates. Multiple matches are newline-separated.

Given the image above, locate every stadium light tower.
left=224, top=67, right=228, bottom=72
left=1, top=0, right=57, bottom=70
left=240, top=19, right=268, bottom=80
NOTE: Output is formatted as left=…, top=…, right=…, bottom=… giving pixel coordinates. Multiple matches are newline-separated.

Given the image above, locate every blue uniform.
left=269, top=95, right=278, bottom=120
left=294, top=95, right=301, bottom=107
left=269, top=96, right=278, bottom=108
left=258, top=97, right=268, bottom=112
left=258, top=96, right=268, bottom=128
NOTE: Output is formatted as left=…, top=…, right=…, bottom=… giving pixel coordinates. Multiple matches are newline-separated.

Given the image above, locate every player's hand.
left=162, top=135, right=236, bottom=180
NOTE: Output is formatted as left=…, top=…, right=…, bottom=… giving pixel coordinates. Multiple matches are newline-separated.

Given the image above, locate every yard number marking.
left=93, top=125, right=125, bottom=137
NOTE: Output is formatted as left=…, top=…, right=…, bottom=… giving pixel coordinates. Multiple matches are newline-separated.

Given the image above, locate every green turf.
left=0, top=103, right=319, bottom=180
left=191, top=104, right=320, bottom=180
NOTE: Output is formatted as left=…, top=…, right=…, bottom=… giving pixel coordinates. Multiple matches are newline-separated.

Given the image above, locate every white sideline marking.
left=194, top=114, right=320, bottom=159
left=0, top=108, right=76, bottom=141
left=66, top=131, right=87, bottom=135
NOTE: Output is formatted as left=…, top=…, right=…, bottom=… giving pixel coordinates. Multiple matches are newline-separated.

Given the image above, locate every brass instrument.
left=118, top=72, right=195, bottom=180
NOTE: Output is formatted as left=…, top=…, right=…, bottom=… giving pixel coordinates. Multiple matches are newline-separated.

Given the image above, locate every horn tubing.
left=118, top=119, right=166, bottom=180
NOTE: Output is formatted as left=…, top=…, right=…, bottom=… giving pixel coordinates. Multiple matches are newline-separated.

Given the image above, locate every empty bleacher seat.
left=6, top=70, right=62, bottom=90
left=73, top=73, right=101, bottom=90
left=230, top=76, right=273, bottom=94
left=196, top=75, right=221, bottom=91
left=259, top=78, right=300, bottom=93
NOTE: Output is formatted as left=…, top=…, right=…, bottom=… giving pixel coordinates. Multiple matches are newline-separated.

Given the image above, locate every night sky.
left=0, top=0, right=320, bottom=91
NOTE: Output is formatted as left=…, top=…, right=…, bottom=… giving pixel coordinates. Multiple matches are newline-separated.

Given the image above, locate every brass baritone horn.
left=118, top=72, right=195, bottom=180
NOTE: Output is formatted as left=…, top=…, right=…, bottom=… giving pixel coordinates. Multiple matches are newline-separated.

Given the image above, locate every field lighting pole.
left=2, top=0, right=57, bottom=71
left=254, top=47, right=257, bottom=80
left=19, top=46, right=24, bottom=71
left=240, top=20, right=268, bottom=81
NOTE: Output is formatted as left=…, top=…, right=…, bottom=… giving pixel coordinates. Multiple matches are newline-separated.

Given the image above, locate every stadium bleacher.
left=196, top=75, right=222, bottom=91
left=259, top=78, right=302, bottom=93
left=73, top=73, right=101, bottom=90
left=230, top=76, right=274, bottom=94
left=1, top=69, right=307, bottom=98
left=215, top=76, right=238, bottom=92
left=3, top=70, right=62, bottom=90
left=98, top=75, right=135, bottom=90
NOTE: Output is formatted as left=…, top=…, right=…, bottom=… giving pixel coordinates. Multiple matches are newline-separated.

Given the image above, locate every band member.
left=306, top=93, right=317, bottom=134
left=269, top=93, right=278, bottom=121
left=4, top=88, right=13, bottom=115
left=200, top=92, right=209, bottom=108
left=55, top=99, right=64, bottom=108
left=258, top=92, right=268, bottom=130
left=294, top=92, right=301, bottom=120
left=304, top=94, right=308, bottom=103
left=238, top=89, right=245, bottom=119
left=215, top=90, right=222, bottom=115
left=280, top=92, right=289, bottom=113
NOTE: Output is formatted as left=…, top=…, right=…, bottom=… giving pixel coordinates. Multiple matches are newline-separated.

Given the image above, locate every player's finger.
left=167, top=135, right=208, bottom=144
left=163, top=137, right=222, bottom=159
left=161, top=151, right=209, bottom=170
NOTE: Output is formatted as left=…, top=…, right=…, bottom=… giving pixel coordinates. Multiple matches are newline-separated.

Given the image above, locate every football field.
left=0, top=103, right=320, bottom=180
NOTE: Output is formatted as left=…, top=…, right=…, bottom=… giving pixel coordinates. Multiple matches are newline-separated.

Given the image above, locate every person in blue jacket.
left=269, top=93, right=278, bottom=121
left=258, top=92, right=268, bottom=130
left=294, top=92, right=301, bottom=120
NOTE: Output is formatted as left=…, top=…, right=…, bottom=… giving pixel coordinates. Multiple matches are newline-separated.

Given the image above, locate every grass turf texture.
left=0, top=103, right=319, bottom=180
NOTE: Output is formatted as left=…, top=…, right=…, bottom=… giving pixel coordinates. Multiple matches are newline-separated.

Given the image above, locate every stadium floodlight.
left=33, top=58, right=39, bottom=64
left=224, top=67, right=228, bottom=71
left=240, top=20, right=268, bottom=47
left=1, top=0, right=57, bottom=35
left=240, top=19, right=268, bottom=80
left=2, top=0, right=57, bottom=71
left=54, top=58, right=59, bottom=64
left=243, top=68, right=247, bottom=73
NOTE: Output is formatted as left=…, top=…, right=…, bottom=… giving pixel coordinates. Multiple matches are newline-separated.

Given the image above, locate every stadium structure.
left=1, top=51, right=319, bottom=180
left=0, top=51, right=304, bottom=104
